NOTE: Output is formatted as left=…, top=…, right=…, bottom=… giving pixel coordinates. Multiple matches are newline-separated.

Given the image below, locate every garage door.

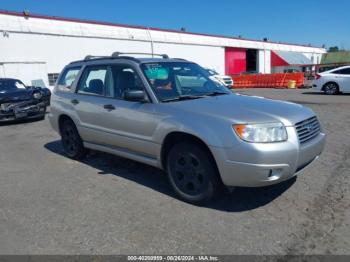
left=225, top=47, right=247, bottom=75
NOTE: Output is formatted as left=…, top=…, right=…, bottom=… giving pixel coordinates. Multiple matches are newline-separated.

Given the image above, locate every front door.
left=75, top=63, right=160, bottom=158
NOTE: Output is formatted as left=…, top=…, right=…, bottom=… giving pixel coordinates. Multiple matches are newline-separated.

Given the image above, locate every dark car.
left=26, top=85, right=51, bottom=106
left=0, top=78, right=49, bottom=122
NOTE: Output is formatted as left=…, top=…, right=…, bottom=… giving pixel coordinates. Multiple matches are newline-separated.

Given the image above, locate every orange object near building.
left=231, top=73, right=304, bottom=89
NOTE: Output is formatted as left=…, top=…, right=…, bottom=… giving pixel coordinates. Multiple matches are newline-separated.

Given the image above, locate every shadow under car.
left=44, top=140, right=296, bottom=212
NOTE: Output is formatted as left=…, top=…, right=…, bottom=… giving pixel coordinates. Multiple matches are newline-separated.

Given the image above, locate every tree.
left=328, top=46, right=339, bottom=52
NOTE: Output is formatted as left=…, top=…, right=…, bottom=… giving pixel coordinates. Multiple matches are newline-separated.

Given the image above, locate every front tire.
left=166, top=142, right=222, bottom=204
left=323, top=82, right=339, bottom=95
left=37, top=106, right=47, bottom=121
left=60, top=119, right=86, bottom=159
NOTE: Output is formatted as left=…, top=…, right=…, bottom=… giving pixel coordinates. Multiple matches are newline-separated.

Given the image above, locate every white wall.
left=303, top=53, right=323, bottom=65
left=1, top=32, right=226, bottom=86
left=154, top=43, right=225, bottom=74
left=0, top=13, right=327, bottom=54
left=0, top=13, right=326, bottom=86
left=0, top=32, right=152, bottom=73
left=0, top=63, right=48, bottom=86
left=257, top=50, right=271, bottom=74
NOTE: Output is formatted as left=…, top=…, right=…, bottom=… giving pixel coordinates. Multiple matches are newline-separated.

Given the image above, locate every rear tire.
left=166, top=142, right=222, bottom=204
left=60, top=119, right=86, bottom=159
left=323, top=82, right=339, bottom=95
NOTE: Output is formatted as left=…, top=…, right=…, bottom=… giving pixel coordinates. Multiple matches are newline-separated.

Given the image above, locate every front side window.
left=57, top=67, right=81, bottom=91
left=141, top=62, right=229, bottom=101
left=111, top=65, right=145, bottom=99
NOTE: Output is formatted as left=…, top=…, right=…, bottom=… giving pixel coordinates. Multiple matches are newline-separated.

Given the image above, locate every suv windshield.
left=206, top=69, right=219, bottom=76
left=0, top=79, right=26, bottom=91
left=141, top=62, right=230, bottom=102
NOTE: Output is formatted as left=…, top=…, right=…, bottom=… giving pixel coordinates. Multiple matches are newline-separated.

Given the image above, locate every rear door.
left=72, top=65, right=118, bottom=145
left=332, top=68, right=350, bottom=92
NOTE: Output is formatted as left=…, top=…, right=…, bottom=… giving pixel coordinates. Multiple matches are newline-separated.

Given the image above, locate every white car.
left=313, top=66, right=350, bottom=95
left=205, top=68, right=233, bottom=88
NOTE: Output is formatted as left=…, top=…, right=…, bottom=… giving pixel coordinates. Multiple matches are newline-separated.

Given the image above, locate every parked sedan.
left=205, top=68, right=233, bottom=88
left=0, top=78, right=48, bottom=122
left=313, top=66, right=350, bottom=95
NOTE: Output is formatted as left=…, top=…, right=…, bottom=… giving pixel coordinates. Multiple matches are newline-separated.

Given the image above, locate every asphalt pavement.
left=0, top=88, right=349, bottom=255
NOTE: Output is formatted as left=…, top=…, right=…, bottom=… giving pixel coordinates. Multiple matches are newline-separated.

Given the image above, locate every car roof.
left=138, top=58, right=189, bottom=63
left=0, top=78, right=22, bottom=82
left=68, top=55, right=191, bottom=67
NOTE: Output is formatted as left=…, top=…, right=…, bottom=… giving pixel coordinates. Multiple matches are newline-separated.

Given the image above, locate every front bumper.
left=0, top=101, right=46, bottom=122
left=211, top=131, right=326, bottom=187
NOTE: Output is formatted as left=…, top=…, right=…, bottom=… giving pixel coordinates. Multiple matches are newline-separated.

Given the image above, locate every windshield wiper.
left=203, top=91, right=230, bottom=97
left=162, top=95, right=206, bottom=103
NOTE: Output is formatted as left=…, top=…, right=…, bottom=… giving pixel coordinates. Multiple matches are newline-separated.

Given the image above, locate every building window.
left=48, top=73, right=59, bottom=86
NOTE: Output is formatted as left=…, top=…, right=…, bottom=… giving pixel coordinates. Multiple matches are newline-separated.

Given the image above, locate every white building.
left=0, top=10, right=326, bottom=89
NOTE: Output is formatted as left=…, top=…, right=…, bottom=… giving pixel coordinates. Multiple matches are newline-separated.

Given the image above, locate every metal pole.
left=147, top=27, right=154, bottom=57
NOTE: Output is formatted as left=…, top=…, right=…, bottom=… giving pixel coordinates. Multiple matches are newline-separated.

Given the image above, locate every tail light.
left=315, top=74, right=322, bottom=80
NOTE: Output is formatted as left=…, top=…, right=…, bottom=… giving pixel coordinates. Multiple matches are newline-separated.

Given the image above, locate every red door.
left=225, top=47, right=246, bottom=75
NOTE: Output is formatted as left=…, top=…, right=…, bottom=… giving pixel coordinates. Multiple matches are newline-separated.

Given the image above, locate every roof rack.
left=111, top=52, right=169, bottom=59
left=84, top=55, right=109, bottom=60
left=70, top=52, right=170, bottom=65
left=172, top=58, right=188, bottom=61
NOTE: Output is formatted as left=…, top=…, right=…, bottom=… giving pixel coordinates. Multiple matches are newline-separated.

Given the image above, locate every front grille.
left=295, top=116, right=321, bottom=144
left=223, top=79, right=233, bottom=85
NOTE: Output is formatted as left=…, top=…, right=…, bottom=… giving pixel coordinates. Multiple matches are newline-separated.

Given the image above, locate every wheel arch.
left=160, top=132, right=220, bottom=177
left=58, top=114, right=75, bottom=135
left=322, top=81, right=340, bottom=91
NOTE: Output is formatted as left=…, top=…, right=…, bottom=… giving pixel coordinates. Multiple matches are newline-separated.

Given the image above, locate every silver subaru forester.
left=49, top=52, right=326, bottom=204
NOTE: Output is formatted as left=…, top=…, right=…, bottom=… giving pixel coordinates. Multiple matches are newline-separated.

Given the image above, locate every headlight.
left=233, top=122, right=288, bottom=143
left=1, top=103, right=11, bottom=112
left=33, top=92, right=42, bottom=99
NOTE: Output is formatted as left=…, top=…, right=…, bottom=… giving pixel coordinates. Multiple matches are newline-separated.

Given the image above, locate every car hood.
left=0, top=89, right=33, bottom=103
left=215, top=75, right=231, bottom=79
left=163, top=94, right=315, bottom=126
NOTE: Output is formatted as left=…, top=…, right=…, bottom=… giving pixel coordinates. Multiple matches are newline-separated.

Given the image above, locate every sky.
left=1, top=0, right=349, bottom=49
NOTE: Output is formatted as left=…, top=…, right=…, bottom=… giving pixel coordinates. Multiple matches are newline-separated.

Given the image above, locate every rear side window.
left=332, top=68, right=350, bottom=75
left=77, top=66, right=112, bottom=96
left=57, top=67, right=81, bottom=91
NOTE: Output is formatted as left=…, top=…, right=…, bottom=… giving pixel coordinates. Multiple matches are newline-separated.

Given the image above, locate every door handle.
left=103, top=104, right=116, bottom=111
left=71, top=99, right=79, bottom=105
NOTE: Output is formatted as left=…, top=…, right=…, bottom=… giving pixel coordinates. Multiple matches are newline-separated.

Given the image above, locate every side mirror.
left=124, top=90, right=146, bottom=102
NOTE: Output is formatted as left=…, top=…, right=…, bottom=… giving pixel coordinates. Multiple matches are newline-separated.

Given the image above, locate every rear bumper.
left=312, top=81, right=322, bottom=91
left=211, top=132, right=326, bottom=187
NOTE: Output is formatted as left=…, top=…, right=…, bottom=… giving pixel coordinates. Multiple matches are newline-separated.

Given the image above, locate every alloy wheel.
left=62, top=123, right=79, bottom=155
left=172, top=152, right=208, bottom=196
left=324, top=83, right=338, bottom=95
